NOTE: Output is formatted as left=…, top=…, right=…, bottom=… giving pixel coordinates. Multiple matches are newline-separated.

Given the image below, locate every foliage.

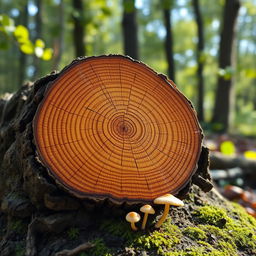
left=218, top=66, right=234, bottom=81
left=220, top=141, right=236, bottom=156
left=66, top=227, right=80, bottom=240
left=82, top=238, right=112, bottom=256
left=100, top=218, right=140, bottom=243
left=0, top=14, right=52, bottom=60
left=0, top=0, right=256, bottom=135
left=244, top=150, right=256, bottom=160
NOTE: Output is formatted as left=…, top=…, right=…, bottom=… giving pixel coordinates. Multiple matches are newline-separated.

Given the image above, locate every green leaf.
left=220, top=141, right=236, bottom=156
left=20, top=41, right=34, bottom=54
left=245, top=69, right=256, bottom=79
left=14, top=25, right=29, bottom=40
left=0, top=14, right=15, bottom=33
left=218, top=66, right=234, bottom=81
left=0, top=14, right=14, bottom=26
left=35, top=39, right=45, bottom=48
left=244, top=150, right=256, bottom=160
left=101, top=6, right=112, bottom=16
left=41, top=48, right=53, bottom=60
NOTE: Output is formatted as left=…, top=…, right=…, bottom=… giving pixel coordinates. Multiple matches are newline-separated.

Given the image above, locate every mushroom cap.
left=154, top=194, right=184, bottom=206
left=140, top=204, right=155, bottom=214
left=126, top=212, right=141, bottom=223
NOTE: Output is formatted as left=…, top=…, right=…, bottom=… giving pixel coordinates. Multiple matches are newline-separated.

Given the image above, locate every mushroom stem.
left=131, top=222, right=138, bottom=231
left=141, top=213, right=149, bottom=230
left=155, top=204, right=170, bottom=228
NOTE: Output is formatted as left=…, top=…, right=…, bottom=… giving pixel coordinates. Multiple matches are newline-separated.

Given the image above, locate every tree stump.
left=0, top=55, right=214, bottom=256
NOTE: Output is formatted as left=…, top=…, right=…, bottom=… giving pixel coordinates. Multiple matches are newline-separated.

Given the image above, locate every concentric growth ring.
left=33, top=55, right=202, bottom=203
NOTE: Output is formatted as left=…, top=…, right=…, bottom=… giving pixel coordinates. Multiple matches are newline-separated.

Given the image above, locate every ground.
left=1, top=186, right=255, bottom=256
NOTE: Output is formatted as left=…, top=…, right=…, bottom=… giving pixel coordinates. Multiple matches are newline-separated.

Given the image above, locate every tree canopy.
left=0, top=0, right=256, bottom=135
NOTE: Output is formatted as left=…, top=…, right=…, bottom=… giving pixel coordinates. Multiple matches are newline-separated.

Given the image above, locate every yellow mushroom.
left=154, top=194, right=184, bottom=228
left=140, top=205, right=155, bottom=230
left=126, top=212, right=141, bottom=231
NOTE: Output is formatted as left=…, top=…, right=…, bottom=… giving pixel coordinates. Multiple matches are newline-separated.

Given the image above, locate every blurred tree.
left=162, top=0, right=175, bottom=81
left=192, top=0, right=205, bottom=122
left=122, top=0, right=139, bottom=59
left=33, top=0, right=43, bottom=79
left=212, top=0, right=241, bottom=132
left=52, top=0, right=64, bottom=70
left=18, top=1, right=28, bottom=85
left=72, top=0, right=85, bottom=56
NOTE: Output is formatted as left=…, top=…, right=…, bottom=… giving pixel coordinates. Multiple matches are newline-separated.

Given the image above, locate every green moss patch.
left=194, top=204, right=256, bottom=255
left=96, top=202, right=256, bottom=256
left=81, top=238, right=113, bottom=256
left=134, top=223, right=182, bottom=255
left=193, top=205, right=231, bottom=227
left=182, top=227, right=207, bottom=240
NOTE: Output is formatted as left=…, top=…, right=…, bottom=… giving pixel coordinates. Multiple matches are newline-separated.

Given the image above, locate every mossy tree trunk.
left=0, top=60, right=216, bottom=256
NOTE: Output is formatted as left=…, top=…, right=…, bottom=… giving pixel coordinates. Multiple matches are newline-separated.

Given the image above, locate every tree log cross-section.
left=32, top=55, right=207, bottom=204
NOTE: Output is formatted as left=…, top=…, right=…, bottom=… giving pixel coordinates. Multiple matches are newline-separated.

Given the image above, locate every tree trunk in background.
left=192, top=0, right=205, bottom=122
left=122, top=0, right=139, bottom=59
left=33, top=0, right=43, bottom=80
left=212, top=0, right=240, bottom=132
left=163, top=2, right=175, bottom=82
left=52, top=0, right=64, bottom=70
left=72, top=0, right=85, bottom=57
left=18, top=1, right=29, bottom=86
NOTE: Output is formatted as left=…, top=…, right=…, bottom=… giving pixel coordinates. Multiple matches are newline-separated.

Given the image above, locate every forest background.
left=0, top=0, right=256, bottom=136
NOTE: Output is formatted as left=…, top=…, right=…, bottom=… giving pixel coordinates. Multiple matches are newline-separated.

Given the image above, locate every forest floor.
left=1, top=186, right=256, bottom=256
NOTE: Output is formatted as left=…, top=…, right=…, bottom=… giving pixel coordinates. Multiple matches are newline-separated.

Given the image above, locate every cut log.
left=33, top=55, right=206, bottom=203
left=0, top=56, right=214, bottom=256
left=0, top=55, right=212, bottom=212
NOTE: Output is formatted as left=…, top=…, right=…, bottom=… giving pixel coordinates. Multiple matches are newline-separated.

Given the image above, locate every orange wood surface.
left=33, top=55, right=202, bottom=203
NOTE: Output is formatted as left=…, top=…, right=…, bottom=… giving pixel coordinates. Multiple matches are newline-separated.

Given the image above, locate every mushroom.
left=140, top=205, right=155, bottom=230
left=126, top=212, right=141, bottom=231
left=154, top=194, right=184, bottom=228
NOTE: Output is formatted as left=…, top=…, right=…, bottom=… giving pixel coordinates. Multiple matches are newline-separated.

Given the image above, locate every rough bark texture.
left=72, top=0, right=85, bottom=57
left=163, top=8, right=175, bottom=82
left=192, top=0, right=205, bottom=122
left=122, top=0, right=139, bottom=59
left=0, top=58, right=220, bottom=256
left=212, top=0, right=241, bottom=132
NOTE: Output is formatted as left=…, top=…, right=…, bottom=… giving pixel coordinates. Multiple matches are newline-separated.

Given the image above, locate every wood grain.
left=33, top=55, right=202, bottom=203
